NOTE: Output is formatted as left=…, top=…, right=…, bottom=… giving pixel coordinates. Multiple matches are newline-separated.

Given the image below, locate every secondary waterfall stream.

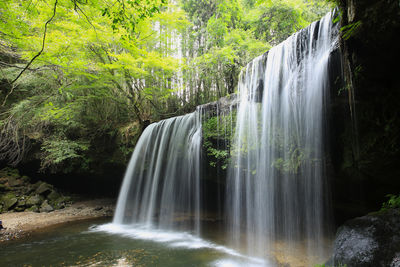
left=109, top=10, right=339, bottom=266
left=113, top=111, right=202, bottom=234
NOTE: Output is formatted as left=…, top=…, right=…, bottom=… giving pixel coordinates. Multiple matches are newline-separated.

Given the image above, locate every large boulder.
left=26, top=195, right=42, bottom=207
left=3, top=193, right=18, bottom=210
left=20, top=175, right=31, bottom=184
left=0, top=183, right=8, bottom=192
left=47, top=190, right=60, bottom=201
left=27, top=205, right=39, bottom=212
left=0, top=168, right=72, bottom=213
left=36, top=182, right=53, bottom=196
left=16, top=198, right=26, bottom=207
left=7, top=176, right=23, bottom=187
left=39, top=200, right=54, bottom=213
left=328, top=208, right=400, bottom=266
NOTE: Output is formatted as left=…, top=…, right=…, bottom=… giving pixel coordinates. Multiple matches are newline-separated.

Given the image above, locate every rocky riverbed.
left=0, top=167, right=72, bottom=213
left=0, top=167, right=115, bottom=242
left=0, top=198, right=115, bottom=242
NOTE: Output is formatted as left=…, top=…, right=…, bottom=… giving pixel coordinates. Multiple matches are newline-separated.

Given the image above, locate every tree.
left=0, top=0, right=333, bottom=172
left=0, top=0, right=185, bottom=170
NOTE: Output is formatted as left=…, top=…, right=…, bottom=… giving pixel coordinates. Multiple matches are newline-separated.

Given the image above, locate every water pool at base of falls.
left=0, top=218, right=332, bottom=267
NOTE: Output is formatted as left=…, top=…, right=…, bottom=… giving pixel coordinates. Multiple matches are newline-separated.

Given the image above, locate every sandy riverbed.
left=0, top=198, right=115, bottom=242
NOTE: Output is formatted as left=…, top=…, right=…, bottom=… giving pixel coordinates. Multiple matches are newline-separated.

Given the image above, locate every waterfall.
left=113, top=111, right=202, bottom=235
left=111, top=9, right=339, bottom=266
left=226, top=10, right=339, bottom=261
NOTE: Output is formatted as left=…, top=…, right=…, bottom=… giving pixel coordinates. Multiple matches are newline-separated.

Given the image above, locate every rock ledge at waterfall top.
left=198, top=94, right=238, bottom=115
left=327, top=208, right=400, bottom=267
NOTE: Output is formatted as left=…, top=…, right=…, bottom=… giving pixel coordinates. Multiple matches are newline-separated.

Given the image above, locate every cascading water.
left=113, top=111, right=202, bottom=234
left=226, top=10, right=339, bottom=263
left=108, top=9, right=340, bottom=267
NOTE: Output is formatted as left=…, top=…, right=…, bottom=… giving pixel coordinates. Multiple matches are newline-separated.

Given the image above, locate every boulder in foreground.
left=328, top=208, right=400, bottom=267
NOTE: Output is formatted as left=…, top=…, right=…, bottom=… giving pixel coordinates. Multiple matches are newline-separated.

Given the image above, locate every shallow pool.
left=0, top=219, right=268, bottom=267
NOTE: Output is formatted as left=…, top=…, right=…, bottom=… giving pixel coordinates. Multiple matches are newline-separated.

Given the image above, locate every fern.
left=341, top=21, right=362, bottom=40
left=381, top=194, right=400, bottom=211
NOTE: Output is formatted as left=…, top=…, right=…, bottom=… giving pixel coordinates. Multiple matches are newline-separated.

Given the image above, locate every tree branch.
left=1, top=83, right=16, bottom=106
left=72, top=0, right=98, bottom=36
left=9, top=0, right=58, bottom=85
left=0, top=61, right=53, bottom=71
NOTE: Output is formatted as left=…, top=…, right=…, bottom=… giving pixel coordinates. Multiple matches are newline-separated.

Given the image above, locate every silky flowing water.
left=226, top=10, right=338, bottom=261
left=0, top=219, right=332, bottom=266
left=105, top=10, right=338, bottom=266
left=113, top=111, right=202, bottom=234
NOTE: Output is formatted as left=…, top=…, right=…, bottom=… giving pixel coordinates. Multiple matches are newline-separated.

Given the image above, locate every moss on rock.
left=26, top=195, right=42, bottom=207
left=2, top=193, right=18, bottom=210
left=36, top=182, right=53, bottom=196
left=0, top=167, right=73, bottom=213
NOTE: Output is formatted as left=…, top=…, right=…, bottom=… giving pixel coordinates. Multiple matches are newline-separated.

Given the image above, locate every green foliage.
left=0, top=0, right=188, bottom=170
left=341, top=20, right=362, bottom=40
left=243, top=0, right=333, bottom=45
left=272, top=148, right=306, bottom=174
left=381, top=194, right=400, bottom=211
left=202, top=102, right=321, bottom=175
left=0, top=0, right=334, bottom=173
left=180, top=0, right=332, bottom=104
left=40, top=139, right=90, bottom=172
left=203, top=107, right=317, bottom=175
left=202, top=110, right=236, bottom=169
left=101, top=0, right=167, bottom=35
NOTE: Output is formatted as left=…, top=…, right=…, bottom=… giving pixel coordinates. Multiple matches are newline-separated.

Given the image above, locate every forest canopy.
left=0, top=0, right=333, bottom=173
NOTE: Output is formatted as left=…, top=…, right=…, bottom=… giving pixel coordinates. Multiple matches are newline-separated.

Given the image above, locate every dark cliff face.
left=330, top=0, right=400, bottom=224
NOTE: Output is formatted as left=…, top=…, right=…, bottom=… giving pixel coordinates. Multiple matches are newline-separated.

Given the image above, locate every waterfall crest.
left=113, top=111, right=202, bottom=234
left=226, top=11, right=339, bottom=259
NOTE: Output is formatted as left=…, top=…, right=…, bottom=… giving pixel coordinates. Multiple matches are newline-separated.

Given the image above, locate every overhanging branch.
left=9, top=0, right=58, bottom=85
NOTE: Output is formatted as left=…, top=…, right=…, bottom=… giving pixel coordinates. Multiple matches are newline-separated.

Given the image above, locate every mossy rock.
left=26, top=205, right=39, bottom=212
left=47, top=190, right=61, bottom=201
left=26, top=185, right=36, bottom=195
left=40, top=200, right=54, bottom=213
left=32, top=181, right=42, bottom=190
left=26, top=195, right=42, bottom=207
left=51, top=200, right=65, bottom=210
left=62, top=196, right=72, bottom=202
left=14, top=206, right=25, bottom=212
left=21, top=175, right=31, bottom=184
left=1, top=192, right=16, bottom=201
left=50, top=195, right=69, bottom=209
left=36, top=182, right=53, bottom=196
left=0, top=184, right=8, bottom=192
left=328, top=209, right=400, bottom=266
left=17, top=198, right=26, bottom=207
left=3, top=195, right=18, bottom=210
left=0, top=167, right=20, bottom=178
left=58, top=196, right=72, bottom=206
left=8, top=176, right=23, bottom=187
